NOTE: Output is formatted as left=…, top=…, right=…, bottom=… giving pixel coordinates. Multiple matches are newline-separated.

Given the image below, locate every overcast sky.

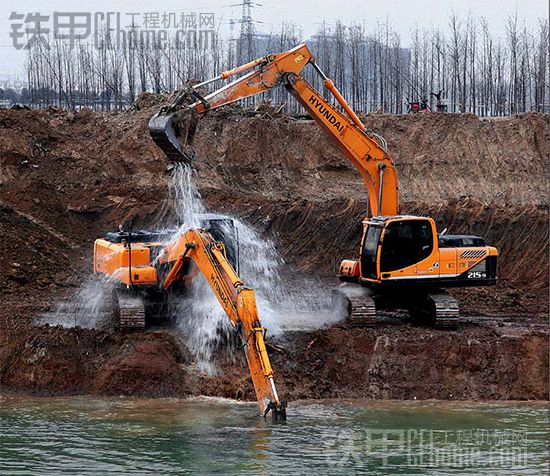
left=0, top=0, right=547, bottom=82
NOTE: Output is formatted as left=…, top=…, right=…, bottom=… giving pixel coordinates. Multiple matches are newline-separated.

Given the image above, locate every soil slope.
left=1, top=318, right=547, bottom=400
left=0, top=98, right=548, bottom=400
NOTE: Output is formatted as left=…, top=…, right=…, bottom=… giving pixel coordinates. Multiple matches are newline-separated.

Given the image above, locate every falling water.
left=41, top=275, right=115, bottom=329
left=165, top=163, right=342, bottom=373
left=41, top=162, right=342, bottom=372
left=155, top=164, right=206, bottom=229
left=41, top=166, right=205, bottom=330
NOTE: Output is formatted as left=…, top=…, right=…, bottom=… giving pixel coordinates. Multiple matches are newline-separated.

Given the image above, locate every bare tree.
left=21, top=14, right=548, bottom=115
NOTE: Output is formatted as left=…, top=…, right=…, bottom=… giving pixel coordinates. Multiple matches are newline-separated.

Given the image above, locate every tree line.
left=21, top=14, right=549, bottom=116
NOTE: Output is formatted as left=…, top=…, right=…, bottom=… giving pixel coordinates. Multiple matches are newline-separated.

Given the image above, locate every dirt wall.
left=0, top=102, right=548, bottom=401
left=1, top=321, right=547, bottom=401
left=0, top=104, right=547, bottom=324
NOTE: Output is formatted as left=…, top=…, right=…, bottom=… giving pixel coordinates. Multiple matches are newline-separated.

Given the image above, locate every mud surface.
left=1, top=318, right=547, bottom=400
left=0, top=98, right=548, bottom=399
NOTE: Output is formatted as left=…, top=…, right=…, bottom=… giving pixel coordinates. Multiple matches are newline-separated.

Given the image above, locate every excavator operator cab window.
left=360, top=225, right=382, bottom=280
left=380, top=219, right=433, bottom=272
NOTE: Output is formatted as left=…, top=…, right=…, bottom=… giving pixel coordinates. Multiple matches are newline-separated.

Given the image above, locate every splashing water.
left=41, top=275, right=114, bottom=329
left=225, top=217, right=341, bottom=335
left=164, top=163, right=342, bottom=373
left=171, top=273, right=237, bottom=374
left=41, top=161, right=342, bottom=372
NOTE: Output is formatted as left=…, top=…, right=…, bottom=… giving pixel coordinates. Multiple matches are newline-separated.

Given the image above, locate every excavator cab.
left=361, top=217, right=435, bottom=282
left=359, top=216, right=436, bottom=283
left=355, top=216, right=497, bottom=287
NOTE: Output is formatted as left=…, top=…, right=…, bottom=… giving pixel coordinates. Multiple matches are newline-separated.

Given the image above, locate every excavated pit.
left=0, top=97, right=548, bottom=400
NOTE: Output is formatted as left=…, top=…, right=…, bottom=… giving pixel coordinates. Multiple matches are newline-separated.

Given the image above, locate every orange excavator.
left=93, top=220, right=286, bottom=420
left=149, top=43, right=498, bottom=329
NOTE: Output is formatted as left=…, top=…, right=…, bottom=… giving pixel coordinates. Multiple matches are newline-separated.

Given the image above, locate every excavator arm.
left=285, top=74, right=398, bottom=216
left=159, top=228, right=286, bottom=420
left=149, top=44, right=399, bottom=217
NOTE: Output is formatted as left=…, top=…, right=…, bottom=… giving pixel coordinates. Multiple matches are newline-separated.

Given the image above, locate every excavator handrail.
left=159, top=228, right=286, bottom=420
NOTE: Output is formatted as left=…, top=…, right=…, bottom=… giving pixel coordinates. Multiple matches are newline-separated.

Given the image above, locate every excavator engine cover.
left=438, top=235, right=485, bottom=247
left=104, top=229, right=172, bottom=243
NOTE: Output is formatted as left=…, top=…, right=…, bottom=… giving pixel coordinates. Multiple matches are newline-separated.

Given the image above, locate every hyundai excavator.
left=148, top=43, right=498, bottom=329
left=93, top=219, right=286, bottom=420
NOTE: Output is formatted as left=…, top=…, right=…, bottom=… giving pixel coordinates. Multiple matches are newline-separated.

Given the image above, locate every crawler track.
left=347, top=295, right=377, bottom=327
left=115, top=291, right=146, bottom=330
left=427, top=292, right=460, bottom=329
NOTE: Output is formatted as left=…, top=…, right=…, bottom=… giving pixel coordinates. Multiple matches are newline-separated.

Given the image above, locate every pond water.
left=0, top=395, right=547, bottom=475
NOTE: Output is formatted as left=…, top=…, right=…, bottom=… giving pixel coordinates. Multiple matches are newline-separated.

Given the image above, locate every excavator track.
left=347, top=295, right=377, bottom=327
left=332, top=286, right=377, bottom=328
left=114, top=290, right=146, bottom=330
left=429, top=293, right=460, bottom=329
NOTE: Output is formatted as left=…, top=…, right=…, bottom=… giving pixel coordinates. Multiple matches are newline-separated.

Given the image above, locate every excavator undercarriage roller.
left=332, top=285, right=377, bottom=328
left=334, top=284, right=461, bottom=329
left=410, top=291, right=460, bottom=329
left=428, top=292, right=460, bottom=329
left=347, top=295, right=377, bottom=327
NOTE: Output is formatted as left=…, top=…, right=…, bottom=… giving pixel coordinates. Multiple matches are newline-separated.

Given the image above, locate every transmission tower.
left=238, top=0, right=255, bottom=63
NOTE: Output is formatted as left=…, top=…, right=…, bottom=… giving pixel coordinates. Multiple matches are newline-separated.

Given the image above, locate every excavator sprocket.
left=114, top=290, right=146, bottom=330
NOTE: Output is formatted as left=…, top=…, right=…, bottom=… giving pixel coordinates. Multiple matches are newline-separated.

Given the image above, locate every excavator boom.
left=149, top=43, right=398, bottom=216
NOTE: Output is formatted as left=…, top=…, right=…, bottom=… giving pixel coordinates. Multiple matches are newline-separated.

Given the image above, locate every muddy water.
left=0, top=396, right=547, bottom=475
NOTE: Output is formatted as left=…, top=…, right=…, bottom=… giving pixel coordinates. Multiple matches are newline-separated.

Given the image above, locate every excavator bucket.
left=149, top=107, right=198, bottom=164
